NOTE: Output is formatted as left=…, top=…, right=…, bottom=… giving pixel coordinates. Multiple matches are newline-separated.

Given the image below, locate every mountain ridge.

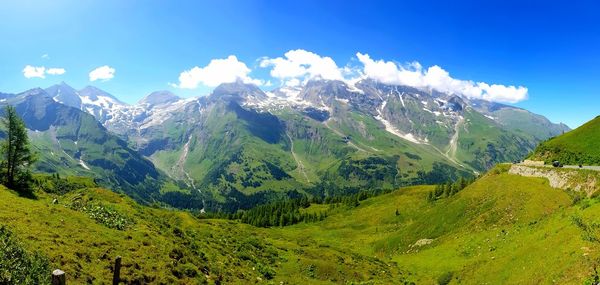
left=0, top=80, right=571, bottom=210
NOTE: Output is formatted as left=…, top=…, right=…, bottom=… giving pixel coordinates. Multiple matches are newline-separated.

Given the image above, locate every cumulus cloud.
left=46, top=68, right=66, bottom=75
left=175, top=55, right=262, bottom=89
left=22, top=65, right=46, bottom=78
left=356, top=53, right=527, bottom=103
left=22, top=65, right=66, bottom=79
left=89, top=65, right=115, bottom=82
left=259, top=49, right=343, bottom=86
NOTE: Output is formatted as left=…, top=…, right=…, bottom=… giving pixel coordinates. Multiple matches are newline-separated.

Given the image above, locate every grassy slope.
left=6, top=165, right=600, bottom=284
left=271, top=167, right=599, bottom=284
left=531, top=115, right=600, bottom=164
left=456, top=110, right=537, bottom=170
left=0, top=185, right=406, bottom=284
left=148, top=99, right=472, bottom=210
left=492, top=107, right=569, bottom=141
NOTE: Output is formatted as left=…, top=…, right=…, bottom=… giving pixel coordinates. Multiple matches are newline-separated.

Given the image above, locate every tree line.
left=427, top=176, right=474, bottom=202
left=0, top=106, right=36, bottom=193
left=200, top=197, right=326, bottom=227
left=200, top=187, right=398, bottom=228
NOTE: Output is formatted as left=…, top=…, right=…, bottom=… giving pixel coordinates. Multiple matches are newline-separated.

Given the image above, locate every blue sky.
left=0, top=0, right=598, bottom=128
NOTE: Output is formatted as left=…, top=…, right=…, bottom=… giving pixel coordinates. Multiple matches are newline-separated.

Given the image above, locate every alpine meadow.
left=1, top=1, right=599, bottom=284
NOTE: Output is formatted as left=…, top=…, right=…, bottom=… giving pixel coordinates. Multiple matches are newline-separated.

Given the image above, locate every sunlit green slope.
left=0, top=179, right=408, bottom=284
left=531, top=115, right=600, bottom=164
left=272, top=166, right=600, bottom=284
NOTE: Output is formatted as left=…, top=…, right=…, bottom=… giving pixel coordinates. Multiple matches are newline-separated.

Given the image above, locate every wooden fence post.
left=113, top=256, right=122, bottom=285
left=52, top=269, right=66, bottom=285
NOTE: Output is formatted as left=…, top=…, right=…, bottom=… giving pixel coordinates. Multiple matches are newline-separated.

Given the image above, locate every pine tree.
left=0, top=106, right=36, bottom=191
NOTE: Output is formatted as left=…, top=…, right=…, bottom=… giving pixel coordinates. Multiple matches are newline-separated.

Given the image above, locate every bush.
left=0, top=225, right=50, bottom=284
left=34, top=174, right=96, bottom=195
left=69, top=196, right=134, bottom=230
left=437, top=271, right=453, bottom=285
left=256, top=262, right=275, bottom=279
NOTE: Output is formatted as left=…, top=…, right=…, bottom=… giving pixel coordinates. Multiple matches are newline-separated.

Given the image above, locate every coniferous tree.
left=0, top=106, right=36, bottom=191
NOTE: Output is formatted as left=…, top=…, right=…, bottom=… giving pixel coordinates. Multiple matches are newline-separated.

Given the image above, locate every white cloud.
left=41, top=54, right=50, bottom=59
left=356, top=53, right=527, bottom=103
left=260, top=49, right=343, bottom=86
left=23, top=65, right=68, bottom=79
left=46, top=68, right=66, bottom=75
left=175, top=55, right=262, bottom=89
left=22, top=65, right=46, bottom=78
left=89, top=65, right=115, bottom=82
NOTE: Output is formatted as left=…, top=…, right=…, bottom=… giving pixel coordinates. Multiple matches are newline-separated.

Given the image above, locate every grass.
left=0, top=184, right=408, bottom=284
left=269, top=166, right=600, bottom=284
left=531, top=115, right=600, bottom=164
left=4, top=164, right=600, bottom=283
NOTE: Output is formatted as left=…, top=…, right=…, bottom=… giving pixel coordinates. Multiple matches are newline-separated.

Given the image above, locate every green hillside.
left=456, top=110, right=537, bottom=170
left=147, top=96, right=471, bottom=211
left=0, top=177, right=409, bottom=284
left=3, top=165, right=600, bottom=284
left=274, top=166, right=600, bottom=283
left=531, top=115, right=600, bottom=164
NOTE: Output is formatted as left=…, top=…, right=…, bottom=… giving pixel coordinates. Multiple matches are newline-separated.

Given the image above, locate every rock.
left=411, top=238, right=434, bottom=248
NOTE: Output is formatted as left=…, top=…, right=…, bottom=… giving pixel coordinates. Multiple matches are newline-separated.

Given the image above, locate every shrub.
left=0, top=226, right=50, bottom=284
left=256, top=262, right=275, bottom=279
left=69, top=197, right=134, bottom=230
left=438, top=271, right=453, bottom=285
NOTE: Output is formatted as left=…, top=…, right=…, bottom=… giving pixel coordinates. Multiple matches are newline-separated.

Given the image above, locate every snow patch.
left=335, top=97, right=350, bottom=104
left=79, top=159, right=91, bottom=170
left=398, top=93, right=405, bottom=107
left=373, top=88, right=427, bottom=144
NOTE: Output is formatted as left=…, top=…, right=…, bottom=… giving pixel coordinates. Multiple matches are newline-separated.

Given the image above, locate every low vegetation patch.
left=68, top=194, right=135, bottom=230
left=0, top=225, right=50, bottom=284
left=33, top=173, right=97, bottom=195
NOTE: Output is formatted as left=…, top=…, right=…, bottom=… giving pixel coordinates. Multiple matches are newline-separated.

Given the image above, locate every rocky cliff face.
left=509, top=165, right=599, bottom=196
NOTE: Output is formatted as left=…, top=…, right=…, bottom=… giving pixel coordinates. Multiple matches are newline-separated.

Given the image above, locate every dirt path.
left=286, top=132, right=310, bottom=183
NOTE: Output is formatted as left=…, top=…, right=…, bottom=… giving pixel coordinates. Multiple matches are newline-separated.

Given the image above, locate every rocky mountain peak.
left=79, top=86, right=126, bottom=105
left=45, top=82, right=81, bottom=108
left=138, top=91, right=181, bottom=107
left=211, top=80, right=267, bottom=102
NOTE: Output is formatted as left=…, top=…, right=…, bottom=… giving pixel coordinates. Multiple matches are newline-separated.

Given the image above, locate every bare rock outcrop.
left=509, top=165, right=599, bottom=196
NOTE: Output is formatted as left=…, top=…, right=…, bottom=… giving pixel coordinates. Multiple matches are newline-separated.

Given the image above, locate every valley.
left=1, top=77, right=593, bottom=284
left=0, top=82, right=598, bottom=284
left=1, top=2, right=597, bottom=284
left=0, top=79, right=569, bottom=211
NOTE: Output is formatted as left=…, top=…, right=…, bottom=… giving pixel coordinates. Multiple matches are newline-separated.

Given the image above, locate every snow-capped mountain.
left=44, top=82, right=128, bottom=123
left=45, top=80, right=569, bottom=168
left=16, top=80, right=569, bottom=209
left=138, top=90, right=181, bottom=107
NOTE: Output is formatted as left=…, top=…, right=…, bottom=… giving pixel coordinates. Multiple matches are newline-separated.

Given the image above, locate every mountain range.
left=0, top=80, right=569, bottom=210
